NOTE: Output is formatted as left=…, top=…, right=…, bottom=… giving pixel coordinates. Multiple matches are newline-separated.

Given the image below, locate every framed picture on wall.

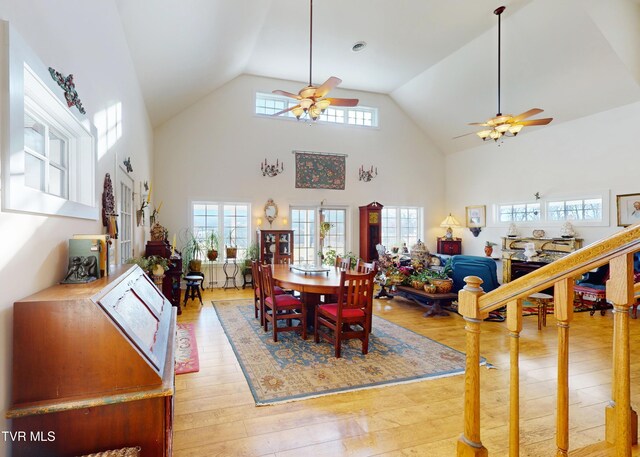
left=616, top=193, right=640, bottom=227
left=465, top=205, right=486, bottom=228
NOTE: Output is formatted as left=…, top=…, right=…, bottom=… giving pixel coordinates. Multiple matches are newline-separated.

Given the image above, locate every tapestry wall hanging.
left=294, top=151, right=346, bottom=190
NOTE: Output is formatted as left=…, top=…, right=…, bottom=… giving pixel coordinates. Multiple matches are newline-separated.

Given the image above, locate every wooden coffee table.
left=393, top=286, right=458, bottom=317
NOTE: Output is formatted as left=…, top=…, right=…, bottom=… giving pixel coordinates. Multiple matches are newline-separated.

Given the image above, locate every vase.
left=207, top=250, right=218, bottom=261
left=411, top=280, right=425, bottom=290
left=484, top=246, right=493, bottom=257
left=423, top=283, right=437, bottom=294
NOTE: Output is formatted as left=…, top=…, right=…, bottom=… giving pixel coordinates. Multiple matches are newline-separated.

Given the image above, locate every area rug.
left=175, top=323, right=200, bottom=374
left=212, top=299, right=485, bottom=405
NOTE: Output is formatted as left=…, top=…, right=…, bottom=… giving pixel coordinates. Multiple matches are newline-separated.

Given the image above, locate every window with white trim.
left=291, top=206, right=348, bottom=263
left=255, top=92, right=378, bottom=128
left=547, top=198, right=602, bottom=222
left=381, top=207, right=422, bottom=249
left=2, top=23, right=97, bottom=220
left=498, top=203, right=541, bottom=222
left=192, top=202, right=250, bottom=260
left=291, top=208, right=316, bottom=264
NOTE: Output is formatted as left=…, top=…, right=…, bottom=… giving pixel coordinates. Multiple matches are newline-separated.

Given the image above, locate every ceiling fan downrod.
left=495, top=6, right=505, bottom=117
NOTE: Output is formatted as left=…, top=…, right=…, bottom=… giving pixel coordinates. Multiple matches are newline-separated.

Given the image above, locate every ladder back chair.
left=262, top=264, right=307, bottom=342
left=314, top=270, right=375, bottom=358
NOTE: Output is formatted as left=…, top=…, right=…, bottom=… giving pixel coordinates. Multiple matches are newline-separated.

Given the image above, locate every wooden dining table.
left=271, top=264, right=344, bottom=327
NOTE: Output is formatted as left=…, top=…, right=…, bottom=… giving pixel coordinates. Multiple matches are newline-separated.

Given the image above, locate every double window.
left=495, top=192, right=607, bottom=226
left=255, top=92, right=378, bottom=128
left=381, top=207, right=422, bottom=249
left=192, top=202, right=250, bottom=260
left=291, top=207, right=348, bottom=264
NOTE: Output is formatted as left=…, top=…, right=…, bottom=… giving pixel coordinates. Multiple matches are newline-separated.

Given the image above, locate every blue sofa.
left=451, top=255, right=501, bottom=294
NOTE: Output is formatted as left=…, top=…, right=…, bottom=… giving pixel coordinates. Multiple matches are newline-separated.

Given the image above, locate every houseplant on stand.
left=206, top=231, right=219, bottom=261
left=484, top=241, right=497, bottom=257
left=181, top=229, right=205, bottom=273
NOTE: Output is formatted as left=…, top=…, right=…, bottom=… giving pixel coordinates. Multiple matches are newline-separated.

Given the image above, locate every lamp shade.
left=440, top=214, right=461, bottom=228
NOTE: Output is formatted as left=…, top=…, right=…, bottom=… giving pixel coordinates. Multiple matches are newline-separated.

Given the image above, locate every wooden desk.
left=393, top=285, right=458, bottom=317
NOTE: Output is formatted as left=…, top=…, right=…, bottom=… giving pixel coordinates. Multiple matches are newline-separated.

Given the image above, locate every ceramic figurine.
left=507, top=223, right=518, bottom=237
left=523, top=242, right=537, bottom=262
left=560, top=221, right=575, bottom=238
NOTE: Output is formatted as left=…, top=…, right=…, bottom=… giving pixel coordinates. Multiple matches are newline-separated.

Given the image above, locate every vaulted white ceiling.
left=115, top=0, right=640, bottom=154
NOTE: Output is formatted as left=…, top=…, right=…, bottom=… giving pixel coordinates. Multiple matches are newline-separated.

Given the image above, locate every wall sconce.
left=359, top=165, right=378, bottom=182
left=257, top=217, right=263, bottom=227
left=261, top=158, right=283, bottom=177
left=282, top=217, right=288, bottom=225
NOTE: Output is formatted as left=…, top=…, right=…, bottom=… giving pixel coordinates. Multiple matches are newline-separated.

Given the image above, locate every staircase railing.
left=457, top=224, right=640, bottom=456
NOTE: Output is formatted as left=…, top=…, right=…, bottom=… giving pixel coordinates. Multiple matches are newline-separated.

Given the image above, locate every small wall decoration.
left=616, top=193, right=640, bottom=227
left=102, top=174, right=118, bottom=239
left=294, top=151, right=346, bottom=190
left=466, top=205, right=486, bottom=237
left=48, top=67, right=86, bottom=114
left=123, top=157, right=133, bottom=173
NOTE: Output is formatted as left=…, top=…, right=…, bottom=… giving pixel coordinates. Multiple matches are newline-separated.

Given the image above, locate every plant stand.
left=223, top=259, right=239, bottom=290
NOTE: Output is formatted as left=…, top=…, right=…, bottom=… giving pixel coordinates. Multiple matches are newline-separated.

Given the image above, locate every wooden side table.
left=528, top=292, right=553, bottom=330
left=437, top=238, right=461, bottom=255
left=393, top=286, right=458, bottom=318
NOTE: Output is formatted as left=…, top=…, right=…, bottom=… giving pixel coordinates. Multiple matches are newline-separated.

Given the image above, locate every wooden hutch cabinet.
left=359, top=201, right=383, bottom=262
left=258, top=229, right=294, bottom=264
left=7, top=265, right=175, bottom=456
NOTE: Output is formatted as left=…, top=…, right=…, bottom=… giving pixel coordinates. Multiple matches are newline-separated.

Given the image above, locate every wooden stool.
left=529, top=292, right=553, bottom=330
left=184, top=274, right=203, bottom=306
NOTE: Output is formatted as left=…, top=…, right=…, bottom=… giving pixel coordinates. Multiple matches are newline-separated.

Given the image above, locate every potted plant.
left=244, top=241, right=259, bottom=267
left=181, top=229, right=205, bottom=273
left=485, top=241, right=497, bottom=257
left=126, top=255, right=169, bottom=285
left=206, top=231, right=219, bottom=261
left=426, top=258, right=454, bottom=294
left=226, top=229, right=237, bottom=259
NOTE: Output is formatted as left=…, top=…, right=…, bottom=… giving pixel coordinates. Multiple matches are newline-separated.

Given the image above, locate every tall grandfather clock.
left=359, top=201, right=383, bottom=262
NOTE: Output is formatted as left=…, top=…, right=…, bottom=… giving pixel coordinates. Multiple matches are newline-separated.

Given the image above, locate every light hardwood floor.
left=173, top=287, right=640, bottom=456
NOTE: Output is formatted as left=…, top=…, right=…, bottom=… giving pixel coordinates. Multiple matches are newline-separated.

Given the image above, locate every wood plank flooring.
left=174, top=288, right=640, bottom=456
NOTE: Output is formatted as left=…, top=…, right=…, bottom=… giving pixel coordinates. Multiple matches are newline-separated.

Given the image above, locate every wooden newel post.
left=457, top=276, right=489, bottom=457
left=605, top=253, right=637, bottom=451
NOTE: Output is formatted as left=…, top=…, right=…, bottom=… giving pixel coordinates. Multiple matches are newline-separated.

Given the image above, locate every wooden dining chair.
left=355, top=259, right=378, bottom=274
left=251, top=261, right=285, bottom=326
left=262, top=264, right=307, bottom=342
left=335, top=255, right=352, bottom=270
left=314, top=270, right=375, bottom=358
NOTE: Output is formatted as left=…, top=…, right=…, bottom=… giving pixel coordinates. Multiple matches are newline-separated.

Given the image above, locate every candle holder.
left=261, top=158, right=284, bottom=177
left=359, top=165, right=378, bottom=182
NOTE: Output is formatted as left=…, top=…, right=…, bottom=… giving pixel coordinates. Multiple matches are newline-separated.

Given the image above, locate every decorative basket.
left=411, top=280, right=425, bottom=290
left=429, top=278, right=453, bottom=294
left=423, top=283, right=437, bottom=294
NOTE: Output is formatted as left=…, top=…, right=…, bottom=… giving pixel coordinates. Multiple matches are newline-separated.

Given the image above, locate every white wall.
left=0, top=2, right=152, bottom=455
left=445, top=101, right=640, bottom=261
left=154, top=74, right=446, bottom=256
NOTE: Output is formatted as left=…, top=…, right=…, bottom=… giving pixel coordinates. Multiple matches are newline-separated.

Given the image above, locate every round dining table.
left=271, top=263, right=342, bottom=298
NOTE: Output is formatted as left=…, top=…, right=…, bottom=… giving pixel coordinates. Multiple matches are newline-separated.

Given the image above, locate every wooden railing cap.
left=463, top=276, right=484, bottom=292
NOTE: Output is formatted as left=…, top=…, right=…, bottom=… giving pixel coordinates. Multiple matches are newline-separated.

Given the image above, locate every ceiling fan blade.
left=452, top=132, right=477, bottom=139
left=273, top=90, right=301, bottom=99
left=325, top=97, right=359, bottom=107
left=512, top=108, right=544, bottom=123
left=315, top=76, right=342, bottom=98
left=272, top=105, right=300, bottom=117
left=518, top=117, right=553, bottom=126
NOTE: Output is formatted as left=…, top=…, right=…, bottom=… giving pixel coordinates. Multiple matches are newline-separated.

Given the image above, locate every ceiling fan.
left=272, top=0, right=358, bottom=121
left=461, top=6, right=552, bottom=142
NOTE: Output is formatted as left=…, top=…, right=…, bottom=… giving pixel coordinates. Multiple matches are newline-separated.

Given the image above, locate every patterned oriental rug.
left=213, top=299, right=486, bottom=405
left=175, top=323, right=200, bottom=375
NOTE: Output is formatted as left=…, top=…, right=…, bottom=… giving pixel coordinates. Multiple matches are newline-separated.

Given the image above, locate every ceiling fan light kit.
left=471, top=6, right=552, bottom=142
left=271, top=0, right=359, bottom=121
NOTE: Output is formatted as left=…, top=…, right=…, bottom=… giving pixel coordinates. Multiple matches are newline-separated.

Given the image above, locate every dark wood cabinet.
left=258, top=230, right=294, bottom=264
left=359, top=202, right=383, bottom=262
left=437, top=238, right=462, bottom=255
left=8, top=265, right=175, bottom=456
left=146, top=239, right=182, bottom=314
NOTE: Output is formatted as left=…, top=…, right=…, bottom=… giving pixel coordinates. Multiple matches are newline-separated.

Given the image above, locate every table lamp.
left=440, top=213, right=461, bottom=240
